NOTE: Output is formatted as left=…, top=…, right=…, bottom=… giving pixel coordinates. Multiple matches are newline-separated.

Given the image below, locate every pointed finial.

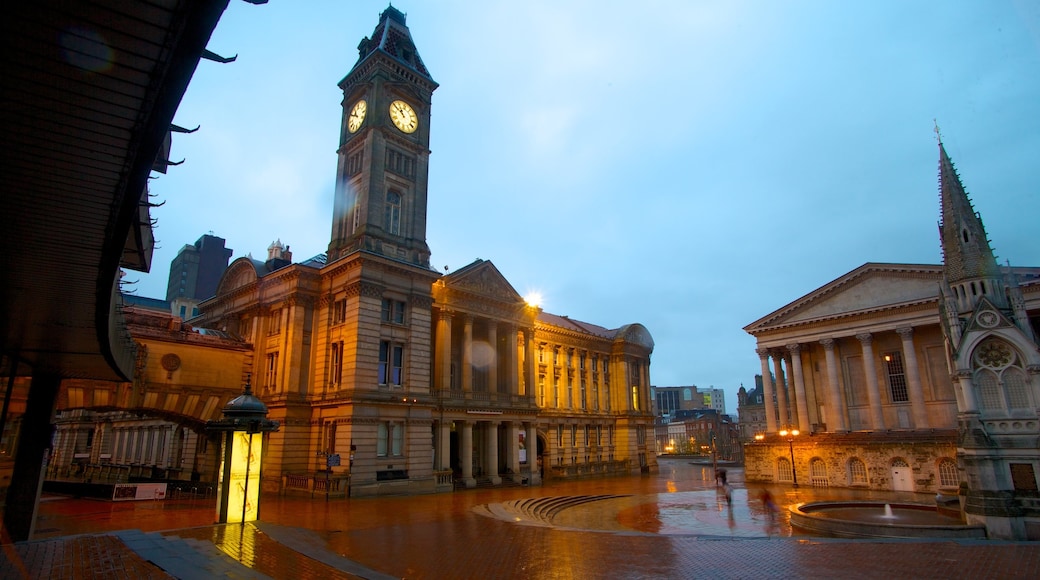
left=934, top=119, right=942, bottom=144
left=243, top=373, right=253, bottom=395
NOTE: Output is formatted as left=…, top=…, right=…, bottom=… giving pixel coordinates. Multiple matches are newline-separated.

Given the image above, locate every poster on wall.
left=112, top=483, right=167, bottom=501
left=224, top=432, right=263, bottom=523
left=519, top=432, right=527, bottom=464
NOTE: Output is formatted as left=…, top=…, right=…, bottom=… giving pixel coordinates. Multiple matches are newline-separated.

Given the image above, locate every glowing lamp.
left=206, top=375, right=279, bottom=524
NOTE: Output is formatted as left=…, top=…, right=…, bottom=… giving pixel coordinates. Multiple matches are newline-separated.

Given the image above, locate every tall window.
left=324, top=422, right=337, bottom=454
left=777, top=457, right=793, bottom=482
left=553, top=374, right=560, bottom=407
left=883, top=351, right=909, bottom=402
left=332, top=298, right=347, bottom=324
left=938, top=458, right=958, bottom=488
left=570, top=425, right=577, bottom=448
left=381, top=298, right=406, bottom=324
left=538, top=374, right=546, bottom=407
left=583, top=425, right=590, bottom=446
left=266, top=352, right=279, bottom=387
left=377, top=422, right=403, bottom=457
left=268, top=309, right=282, bottom=335
left=973, top=337, right=1033, bottom=413
left=556, top=425, right=563, bottom=447
left=580, top=376, right=587, bottom=410
left=378, top=341, right=404, bottom=387
left=810, top=458, right=829, bottom=487
left=848, top=458, right=867, bottom=485
left=385, top=190, right=401, bottom=235
left=330, top=341, right=343, bottom=386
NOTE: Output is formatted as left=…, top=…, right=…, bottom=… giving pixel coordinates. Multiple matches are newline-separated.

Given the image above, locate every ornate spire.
left=351, top=5, right=434, bottom=82
left=938, top=138, right=999, bottom=284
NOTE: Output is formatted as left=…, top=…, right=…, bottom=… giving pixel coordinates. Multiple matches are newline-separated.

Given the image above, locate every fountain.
left=789, top=501, right=987, bottom=539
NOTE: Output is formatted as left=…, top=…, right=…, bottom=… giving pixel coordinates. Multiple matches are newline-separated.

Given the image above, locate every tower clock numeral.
left=389, top=100, right=418, bottom=134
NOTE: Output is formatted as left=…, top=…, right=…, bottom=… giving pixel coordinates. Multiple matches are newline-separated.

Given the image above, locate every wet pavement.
left=3, top=457, right=1040, bottom=578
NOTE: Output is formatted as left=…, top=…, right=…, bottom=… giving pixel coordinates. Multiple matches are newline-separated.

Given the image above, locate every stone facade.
left=189, top=7, right=657, bottom=497
left=743, top=140, right=1040, bottom=539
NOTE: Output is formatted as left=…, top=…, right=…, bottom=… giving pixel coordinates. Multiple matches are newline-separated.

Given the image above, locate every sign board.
left=112, top=483, right=167, bottom=502
left=327, top=454, right=341, bottom=467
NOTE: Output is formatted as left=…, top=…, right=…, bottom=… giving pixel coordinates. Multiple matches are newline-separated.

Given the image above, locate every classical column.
left=506, top=422, right=520, bottom=480
left=897, top=327, right=929, bottom=428
left=437, top=421, right=451, bottom=471
left=461, top=421, right=474, bottom=487
left=786, top=344, right=811, bottom=432
left=820, top=338, right=847, bottom=431
left=486, top=421, right=501, bottom=484
left=435, top=310, right=452, bottom=391
left=524, top=329, right=536, bottom=401
left=772, top=353, right=789, bottom=428
left=505, top=324, right=518, bottom=396
left=462, top=315, right=473, bottom=395
left=526, top=422, right=540, bottom=484
left=487, top=322, right=498, bottom=395
left=756, top=349, right=777, bottom=433
left=855, top=333, right=885, bottom=430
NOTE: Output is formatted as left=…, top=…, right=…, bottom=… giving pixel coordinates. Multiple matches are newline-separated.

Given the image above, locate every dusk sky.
left=135, top=1, right=1040, bottom=414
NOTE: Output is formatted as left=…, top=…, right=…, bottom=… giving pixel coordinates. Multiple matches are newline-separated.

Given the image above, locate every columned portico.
left=526, top=422, right=540, bottom=484
left=460, top=420, right=475, bottom=487
left=897, top=327, right=929, bottom=428
left=486, top=420, right=501, bottom=484
left=462, top=315, right=473, bottom=395
left=436, top=420, right=451, bottom=471
left=786, top=344, right=811, bottom=432
left=820, top=338, right=847, bottom=432
left=856, top=333, right=885, bottom=429
left=757, top=348, right=777, bottom=433
left=771, top=352, right=789, bottom=428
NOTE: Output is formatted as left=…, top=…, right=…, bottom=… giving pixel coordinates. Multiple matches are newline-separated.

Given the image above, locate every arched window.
left=777, top=457, right=793, bottom=482
left=938, top=458, right=958, bottom=488
left=972, top=337, right=1034, bottom=414
left=810, top=458, right=828, bottom=487
left=385, top=190, right=401, bottom=235
left=848, top=458, right=867, bottom=485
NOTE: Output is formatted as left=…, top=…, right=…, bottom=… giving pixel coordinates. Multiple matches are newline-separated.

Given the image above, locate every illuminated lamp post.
left=778, top=428, right=800, bottom=488
left=206, top=375, right=279, bottom=524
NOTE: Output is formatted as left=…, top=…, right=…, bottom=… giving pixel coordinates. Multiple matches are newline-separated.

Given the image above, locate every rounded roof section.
left=615, top=323, right=654, bottom=350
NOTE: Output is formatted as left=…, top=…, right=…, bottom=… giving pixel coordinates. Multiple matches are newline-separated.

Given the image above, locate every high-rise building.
left=165, top=234, right=232, bottom=319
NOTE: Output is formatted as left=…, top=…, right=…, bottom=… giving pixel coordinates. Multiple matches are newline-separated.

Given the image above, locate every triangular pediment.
left=745, top=263, right=944, bottom=333
left=443, top=259, right=524, bottom=304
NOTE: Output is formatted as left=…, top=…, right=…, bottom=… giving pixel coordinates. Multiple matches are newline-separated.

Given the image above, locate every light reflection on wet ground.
left=29, top=457, right=956, bottom=578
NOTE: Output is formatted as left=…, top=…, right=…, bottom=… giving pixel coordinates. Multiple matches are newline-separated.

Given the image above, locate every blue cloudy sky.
left=136, top=1, right=1040, bottom=414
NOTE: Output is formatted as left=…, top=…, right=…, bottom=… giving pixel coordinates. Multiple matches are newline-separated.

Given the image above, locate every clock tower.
left=329, top=5, right=437, bottom=266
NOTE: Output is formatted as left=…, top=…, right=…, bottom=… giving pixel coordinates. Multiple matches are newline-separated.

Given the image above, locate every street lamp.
left=778, top=428, right=800, bottom=488
left=206, top=375, right=280, bottom=524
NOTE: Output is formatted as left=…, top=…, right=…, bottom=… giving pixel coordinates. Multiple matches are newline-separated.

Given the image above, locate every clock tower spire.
left=329, top=5, right=438, bottom=266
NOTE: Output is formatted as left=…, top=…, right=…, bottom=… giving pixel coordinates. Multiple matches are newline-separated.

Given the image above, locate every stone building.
left=47, top=303, right=251, bottom=486
left=191, top=7, right=657, bottom=497
left=736, top=378, right=765, bottom=441
left=743, top=139, right=1040, bottom=539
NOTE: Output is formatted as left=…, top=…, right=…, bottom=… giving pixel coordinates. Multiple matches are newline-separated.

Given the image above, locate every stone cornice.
left=745, top=263, right=944, bottom=333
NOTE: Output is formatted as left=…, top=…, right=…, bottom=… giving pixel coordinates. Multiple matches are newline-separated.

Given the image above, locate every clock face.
left=389, top=100, right=418, bottom=133
left=347, top=99, right=366, bottom=133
